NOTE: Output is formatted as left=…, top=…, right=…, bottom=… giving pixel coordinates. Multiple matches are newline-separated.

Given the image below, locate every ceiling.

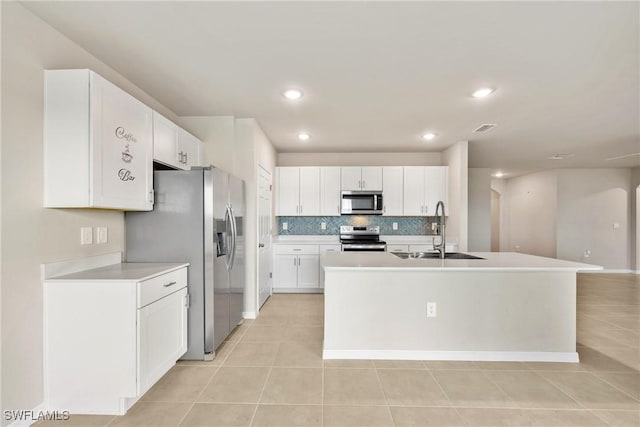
left=21, top=1, right=640, bottom=176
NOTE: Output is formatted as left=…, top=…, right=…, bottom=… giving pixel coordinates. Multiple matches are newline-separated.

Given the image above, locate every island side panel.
left=323, top=269, right=577, bottom=362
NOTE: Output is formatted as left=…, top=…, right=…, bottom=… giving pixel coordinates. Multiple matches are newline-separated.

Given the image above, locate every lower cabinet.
left=273, top=244, right=323, bottom=292
left=44, top=265, right=188, bottom=415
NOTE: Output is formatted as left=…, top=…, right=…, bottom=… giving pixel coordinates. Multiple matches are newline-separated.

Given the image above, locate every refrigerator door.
left=125, top=169, right=208, bottom=360
left=212, top=169, right=231, bottom=351
left=229, top=175, right=245, bottom=328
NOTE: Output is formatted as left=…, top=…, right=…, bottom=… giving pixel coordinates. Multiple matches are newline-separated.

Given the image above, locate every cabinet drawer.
left=387, top=244, right=409, bottom=253
left=274, top=244, right=320, bottom=255
left=138, top=268, right=187, bottom=308
left=319, top=244, right=341, bottom=253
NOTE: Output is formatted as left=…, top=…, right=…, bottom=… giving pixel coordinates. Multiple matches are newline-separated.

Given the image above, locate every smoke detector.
left=473, top=124, right=496, bottom=133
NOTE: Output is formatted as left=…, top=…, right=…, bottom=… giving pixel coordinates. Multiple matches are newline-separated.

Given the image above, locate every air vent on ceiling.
left=473, top=124, right=496, bottom=133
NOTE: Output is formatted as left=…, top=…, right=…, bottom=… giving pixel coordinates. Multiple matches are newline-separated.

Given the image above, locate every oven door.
left=341, top=191, right=383, bottom=215
left=341, top=244, right=387, bottom=252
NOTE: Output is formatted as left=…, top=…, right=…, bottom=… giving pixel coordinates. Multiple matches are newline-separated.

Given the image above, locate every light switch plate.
left=321, top=222, right=326, bottom=230
left=80, top=227, right=93, bottom=245
left=392, top=222, right=398, bottom=230
left=96, top=227, right=108, bottom=244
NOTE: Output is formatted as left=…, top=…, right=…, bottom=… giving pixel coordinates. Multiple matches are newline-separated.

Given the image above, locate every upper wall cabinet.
left=341, top=167, right=382, bottom=191
left=276, top=167, right=320, bottom=216
left=44, top=69, right=153, bottom=211
left=153, top=112, right=202, bottom=170
left=382, top=167, right=404, bottom=215
left=403, top=166, right=448, bottom=216
left=320, top=167, right=341, bottom=216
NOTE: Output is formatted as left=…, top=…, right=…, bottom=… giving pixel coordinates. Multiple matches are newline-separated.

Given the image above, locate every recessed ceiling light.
left=472, top=87, right=494, bottom=98
left=493, top=171, right=504, bottom=178
left=422, top=133, right=437, bottom=141
left=298, top=132, right=310, bottom=141
left=283, top=89, right=303, bottom=100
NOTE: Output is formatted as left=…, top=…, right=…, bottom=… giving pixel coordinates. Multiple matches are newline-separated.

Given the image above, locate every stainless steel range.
left=340, top=226, right=387, bottom=252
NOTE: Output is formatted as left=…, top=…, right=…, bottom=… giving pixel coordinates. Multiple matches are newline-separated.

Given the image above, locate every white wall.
left=491, top=178, right=509, bottom=251
left=235, top=119, right=276, bottom=317
left=442, top=141, right=469, bottom=251
left=468, top=168, right=491, bottom=251
left=504, top=170, right=558, bottom=258
left=556, top=169, right=632, bottom=270
left=631, top=166, right=640, bottom=272
left=277, top=152, right=442, bottom=166
left=179, top=116, right=235, bottom=173
left=1, top=2, right=181, bottom=419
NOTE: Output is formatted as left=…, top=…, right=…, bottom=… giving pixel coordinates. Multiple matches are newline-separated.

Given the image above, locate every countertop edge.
left=46, top=262, right=190, bottom=282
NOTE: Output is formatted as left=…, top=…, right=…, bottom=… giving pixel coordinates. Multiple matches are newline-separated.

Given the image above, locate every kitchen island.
left=321, top=251, right=601, bottom=363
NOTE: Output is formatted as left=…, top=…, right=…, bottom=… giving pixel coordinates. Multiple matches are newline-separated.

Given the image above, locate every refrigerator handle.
left=224, top=205, right=232, bottom=271
left=229, top=206, right=237, bottom=270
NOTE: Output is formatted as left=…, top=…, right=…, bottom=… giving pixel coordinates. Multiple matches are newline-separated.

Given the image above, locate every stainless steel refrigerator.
left=125, top=166, right=245, bottom=360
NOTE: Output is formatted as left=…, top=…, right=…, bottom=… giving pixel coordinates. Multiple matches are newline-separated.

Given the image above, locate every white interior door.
left=258, top=165, right=273, bottom=308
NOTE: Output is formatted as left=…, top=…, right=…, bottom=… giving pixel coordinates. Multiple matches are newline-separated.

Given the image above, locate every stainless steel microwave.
left=341, top=191, right=383, bottom=215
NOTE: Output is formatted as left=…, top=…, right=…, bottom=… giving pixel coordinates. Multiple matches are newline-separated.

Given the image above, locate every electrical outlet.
left=96, top=227, right=108, bottom=244
left=613, top=223, right=620, bottom=229
left=321, top=222, right=326, bottom=230
left=515, top=245, right=521, bottom=252
left=583, top=250, right=591, bottom=258
left=392, top=222, right=398, bottom=230
left=80, top=227, right=93, bottom=245
left=282, top=222, right=288, bottom=230
left=426, top=302, right=437, bottom=318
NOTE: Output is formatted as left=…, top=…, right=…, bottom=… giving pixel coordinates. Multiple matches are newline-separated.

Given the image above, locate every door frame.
left=257, top=164, right=273, bottom=310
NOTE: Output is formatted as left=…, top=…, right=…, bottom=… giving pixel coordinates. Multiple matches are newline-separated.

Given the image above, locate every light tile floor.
left=37, top=273, right=639, bottom=426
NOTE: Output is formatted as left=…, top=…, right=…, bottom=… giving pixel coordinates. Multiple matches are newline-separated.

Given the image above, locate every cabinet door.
left=403, top=167, right=425, bottom=216
left=320, top=167, right=341, bottom=216
left=299, top=167, right=320, bottom=215
left=297, top=255, right=320, bottom=289
left=425, top=166, right=449, bottom=215
left=274, top=255, right=298, bottom=288
left=382, top=167, right=403, bottom=215
left=90, top=72, right=153, bottom=210
left=341, top=167, right=362, bottom=191
left=177, top=128, right=202, bottom=170
left=361, top=167, right=383, bottom=191
left=137, top=288, right=187, bottom=395
left=152, top=112, right=179, bottom=168
left=276, top=167, right=300, bottom=216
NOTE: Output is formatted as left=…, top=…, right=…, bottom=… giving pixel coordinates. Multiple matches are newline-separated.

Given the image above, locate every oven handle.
left=341, top=244, right=387, bottom=251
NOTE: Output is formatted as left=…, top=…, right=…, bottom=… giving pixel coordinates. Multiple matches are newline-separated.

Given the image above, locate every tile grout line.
left=247, top=349, right=276, bottom=426
left=427, top=369, right=469, bottom=427
left=175, top=402, right=196, bottom=427
left=372, top=365, right=396, bottom=426
left=590, top=372, right=640, bottom=403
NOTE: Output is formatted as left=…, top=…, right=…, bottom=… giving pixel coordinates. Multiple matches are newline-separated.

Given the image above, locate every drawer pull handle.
left=163, top=281, right=177, bottom=288
left=293, top=249, right=302, bottom=251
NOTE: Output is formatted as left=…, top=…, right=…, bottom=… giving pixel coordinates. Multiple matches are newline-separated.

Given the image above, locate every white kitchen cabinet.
left=44, top=69, right=153, bottom=210
left=275, top=167, right=320, bottom=216
left=153, top=112, right=202, bottom=170
left=320, top=167, right=341, bottom=216
left=273, top=245, right=321, bottom=292
left=44, top=263, right=188, bottom=415
left=382, top=167, right=404, bottom=215
left=177, top=128, right=202, bottom=170
left=319, top=244, right=341, bottom=287
left=341, top=167, right=383, bottom=191
left=403, top=166, right=449, bottom=216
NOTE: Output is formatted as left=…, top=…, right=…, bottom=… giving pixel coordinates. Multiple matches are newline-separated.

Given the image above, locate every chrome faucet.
left=433, top=201, right=446, bottom=259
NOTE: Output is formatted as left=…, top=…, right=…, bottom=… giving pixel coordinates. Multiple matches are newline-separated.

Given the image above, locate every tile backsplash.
left=277, top=215, right=439, bottom=235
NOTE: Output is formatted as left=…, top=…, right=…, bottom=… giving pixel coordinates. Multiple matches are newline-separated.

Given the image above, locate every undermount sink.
left=392, top=252, right=485, bottom=260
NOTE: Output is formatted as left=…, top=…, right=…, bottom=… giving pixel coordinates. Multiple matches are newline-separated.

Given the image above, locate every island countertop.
left=321, top=251, right=601, bottom=272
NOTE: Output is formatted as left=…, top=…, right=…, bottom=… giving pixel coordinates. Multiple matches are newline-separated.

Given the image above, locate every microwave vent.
left=473, top=124, right=496, bottom=133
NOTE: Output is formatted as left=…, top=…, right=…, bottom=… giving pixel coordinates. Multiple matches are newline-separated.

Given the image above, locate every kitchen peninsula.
left=321, top=251, right=601, bottom=363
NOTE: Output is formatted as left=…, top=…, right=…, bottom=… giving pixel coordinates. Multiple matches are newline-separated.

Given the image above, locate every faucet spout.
left=433, top=201, right=446, bottom=259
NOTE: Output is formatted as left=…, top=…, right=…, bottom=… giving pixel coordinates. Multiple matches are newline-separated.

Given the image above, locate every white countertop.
left=321, top=251, right=602, bottom=272
left=46, top=262, right=189, bottom=282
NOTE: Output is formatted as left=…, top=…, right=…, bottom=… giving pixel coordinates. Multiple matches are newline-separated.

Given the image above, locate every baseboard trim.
left=243, top=311, right=257, bottom=319
left=273, top=289, right=324, bottom=294
left=322, top=349, right=580, bottom=363
left=581, top=269, right=633, bottom=274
